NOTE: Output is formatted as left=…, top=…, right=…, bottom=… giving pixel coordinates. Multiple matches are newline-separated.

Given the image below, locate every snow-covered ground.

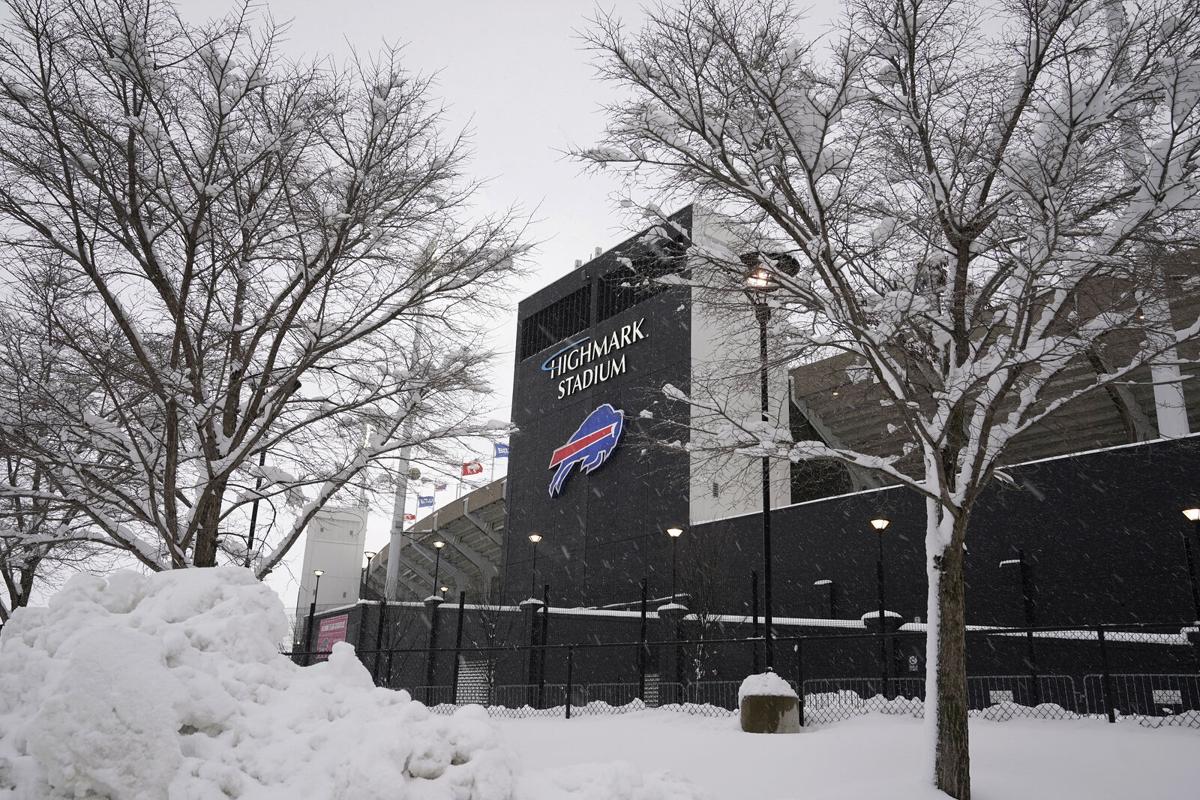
left=2, top=568, right=1196, bottom=799
left=500, top=711, right=1200, bottom=799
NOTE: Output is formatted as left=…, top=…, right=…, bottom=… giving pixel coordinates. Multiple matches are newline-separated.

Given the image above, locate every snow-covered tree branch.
left=577, top=0, right=1200, bottom=796
left=0, top=0, right=527, bottom=577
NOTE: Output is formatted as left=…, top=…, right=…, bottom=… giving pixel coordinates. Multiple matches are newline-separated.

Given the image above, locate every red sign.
left=404, top=512, right=416, bottom=521
left=314, top=613, right=349, bottom=662
left=461, top=460, right=483, bottom=476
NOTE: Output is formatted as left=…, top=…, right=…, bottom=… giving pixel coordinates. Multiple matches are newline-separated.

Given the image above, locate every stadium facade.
left=328, top=207, right=1200, bottom=707
left=353, top=206, right=1200, bottom=632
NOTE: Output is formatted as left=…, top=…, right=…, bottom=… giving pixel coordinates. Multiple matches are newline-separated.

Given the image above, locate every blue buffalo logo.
left=548, top=404, right=625, bottom=497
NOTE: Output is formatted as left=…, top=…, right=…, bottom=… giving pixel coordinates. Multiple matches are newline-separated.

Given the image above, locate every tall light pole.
left=528, top=533, right=543, bottom=599
left=814, top=578, right=836, bottom=619
left=667, top=526, right=684, bottom=603
left=304, top=569, right=324, bottom=666
left=870, top=517, right=890, bottom=696
left=431, top=540, right=445, bottom=598
left=743, top=255, right=793, bottom=670
left=1000, top=550, right=1040, bottom=704
left=1180, top=508, right=1200, bottom=622
left=360, top=551, right=375, bottom=600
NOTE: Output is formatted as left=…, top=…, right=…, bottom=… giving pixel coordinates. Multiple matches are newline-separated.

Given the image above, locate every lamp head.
left=870, top=517, right=890, bottom=532
left=313, top=569, right=324, bottom=577
left=364, top=550, right=376, bottom=560
left=528, top=533, right=543, bottom=544
left=1183, top=508, right=1200, bottom=522
left=433, top=539, right=445, bottom=549
left=440, top=585, right=448, bottom=594
left=741, top=251, right=800, bottom=292
left=667, top=526, right=684, bottom=538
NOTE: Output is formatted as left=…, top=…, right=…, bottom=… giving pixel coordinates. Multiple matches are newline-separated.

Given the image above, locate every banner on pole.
left=494, top=442, right=510, bottom=458
left=417, top=495, right=434, bottom=509
left=461, top=460, right=484, bottom=476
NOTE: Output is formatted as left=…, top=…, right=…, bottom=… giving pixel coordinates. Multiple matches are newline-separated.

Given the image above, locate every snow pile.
left=737, top=671, right=798, bottom=703
left=0, top=568, right=703, bottom=800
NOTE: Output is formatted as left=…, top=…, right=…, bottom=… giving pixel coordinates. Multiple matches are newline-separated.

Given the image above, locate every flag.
left=434, top=481, right=448, bottom=492
left=494, top=442, right=510, bottom=458
left=404, top=512, right=416, bottom=521
left=462, top=460, right=484, bottom=476
left=417, top=495, right=434, bottom=509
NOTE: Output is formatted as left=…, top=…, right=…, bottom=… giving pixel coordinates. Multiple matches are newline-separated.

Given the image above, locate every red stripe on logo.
left=548, top=424, right=617, bottom=468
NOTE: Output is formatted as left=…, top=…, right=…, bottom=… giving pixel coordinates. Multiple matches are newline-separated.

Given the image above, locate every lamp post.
left=360, top=551, right=376, bottom=600
left=431, top=540, right=445, bottom=599
left=528, top=533, right=543, bottom=599
left=814, top=579, right=836, bottom=619
left=742, top=254, right=797, bottom=670
left=303, top=569, right=324, bottom=666
left=667, top=526, right=684, bottom=603
left=1000, top=550, right=1041, bottom=704
left=1179, top=508, right=1200, bottom=622
left=870, top=518, right=890, bottom=696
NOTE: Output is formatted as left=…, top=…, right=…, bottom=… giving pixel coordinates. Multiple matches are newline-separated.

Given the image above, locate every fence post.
left=1019, top=551, right=1042, bottom=706
left=638, top=578, right=648, bottom=701
left=451, top=591, right=466, bottom=705
left=424, top=598, right=442, bottom=704
left=538, top=584, right=550, bottom=708
left=565, top=646, right=574, bottom=720
left=373, top=600, right=388, bottom=685
left=751, top=570, right=761, bottom=674
left=1097, top=625, right=1116, bottom=723
left=303, top=599, right=317, bottom=667
left=795, top=638, right=806, bottom=727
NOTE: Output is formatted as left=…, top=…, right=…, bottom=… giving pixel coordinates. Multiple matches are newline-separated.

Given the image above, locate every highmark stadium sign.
left=540, top=318, right=647, bottom=399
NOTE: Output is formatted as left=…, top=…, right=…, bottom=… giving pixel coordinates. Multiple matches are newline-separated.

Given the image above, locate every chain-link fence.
left=283, top=620, right=1200, bottom=728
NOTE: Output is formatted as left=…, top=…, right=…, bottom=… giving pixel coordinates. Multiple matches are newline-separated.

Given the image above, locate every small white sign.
left=989, top=690, right=1014, bottom=704
left=1152, top=689, right=1183, bottom=705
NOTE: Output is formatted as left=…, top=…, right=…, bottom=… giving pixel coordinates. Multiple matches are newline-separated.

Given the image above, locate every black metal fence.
left=284, top=621, right=1200, bottom=728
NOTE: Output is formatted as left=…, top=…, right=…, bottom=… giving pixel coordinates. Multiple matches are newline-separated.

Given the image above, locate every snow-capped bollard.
left=738, top=671, right=800, bottom=734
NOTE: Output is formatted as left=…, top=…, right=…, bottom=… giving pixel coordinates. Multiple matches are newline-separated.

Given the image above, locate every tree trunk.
left=934, top=515, right=971, bottom=799
left=191, top=480, right=227, bottom=567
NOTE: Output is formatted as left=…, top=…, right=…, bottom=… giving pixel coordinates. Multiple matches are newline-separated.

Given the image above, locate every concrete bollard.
left=739, top=671, right=801, bottom=734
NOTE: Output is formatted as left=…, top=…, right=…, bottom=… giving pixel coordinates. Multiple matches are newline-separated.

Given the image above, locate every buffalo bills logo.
left=548, top=404, right=625, bottom=497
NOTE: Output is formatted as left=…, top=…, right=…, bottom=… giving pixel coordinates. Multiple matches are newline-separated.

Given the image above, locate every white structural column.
left=385, top=445, right=414, bottom=600
left=385, top=319, right=424, bottom=600
left=1141, top=270, right=1190, bottom=439
left=686, top=209, right=791, bottom=524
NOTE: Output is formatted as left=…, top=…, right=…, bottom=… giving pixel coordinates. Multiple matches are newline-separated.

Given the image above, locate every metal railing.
left=283, top=621, right=1200, bottom=728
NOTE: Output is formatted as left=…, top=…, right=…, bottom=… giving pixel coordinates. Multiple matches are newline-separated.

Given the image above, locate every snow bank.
left=0, top=568, right=702, bottom=800
left=738, top=671, right=798, bottom=703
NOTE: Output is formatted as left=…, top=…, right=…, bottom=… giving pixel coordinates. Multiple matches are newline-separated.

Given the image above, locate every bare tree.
left=0, top=0, right=526, bottom=577
left=578, top=0, right=1200, bottom=796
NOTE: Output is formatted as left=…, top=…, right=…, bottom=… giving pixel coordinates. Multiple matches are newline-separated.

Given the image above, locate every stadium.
left=301, top=206, right=1200, bottom=713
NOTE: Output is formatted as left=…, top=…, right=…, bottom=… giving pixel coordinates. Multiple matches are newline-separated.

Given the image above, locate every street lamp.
left=440, top=585, right=449, bottom=599
left=667, top=526, right=684, bottom=603
left=528, top=533, right=543, bottom=598
left=814, top=578, right=836, bottom=619
left=870, top=517, right=890, bottom=697
left=1000, top=550, right=1041, bottom=704
left=360, top=551, right=376, bottom=600
left=1180, top=508, right=1200, bottom=622
left=431, top=540, right=445, bottom=597
left=742, top=252, right=799, bottom=670
left=303, top=569, right=325, bottom=666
